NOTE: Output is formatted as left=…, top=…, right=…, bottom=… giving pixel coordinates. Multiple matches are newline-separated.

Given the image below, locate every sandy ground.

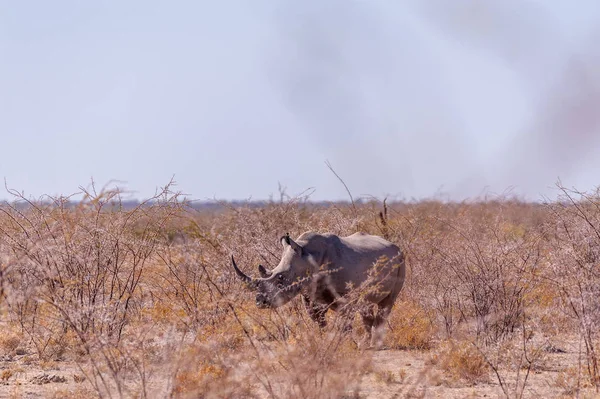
left=0, top=358, right=84, bottom=399
left=1, top=341, right=598, bottom=399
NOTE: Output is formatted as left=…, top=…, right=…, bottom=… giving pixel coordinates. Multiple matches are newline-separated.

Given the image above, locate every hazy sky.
left=1, top=1, right=600, bottom=202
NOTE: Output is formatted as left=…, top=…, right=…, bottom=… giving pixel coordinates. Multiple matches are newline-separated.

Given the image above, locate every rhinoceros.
left=231, top=231, right=405, bottom=347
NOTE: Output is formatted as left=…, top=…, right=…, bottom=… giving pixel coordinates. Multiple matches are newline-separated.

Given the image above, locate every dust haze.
left=267, top=1, right=600, bottom=201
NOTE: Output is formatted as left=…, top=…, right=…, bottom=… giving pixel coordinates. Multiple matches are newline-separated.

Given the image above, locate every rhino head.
left=231, top=233, right=315, bottom=308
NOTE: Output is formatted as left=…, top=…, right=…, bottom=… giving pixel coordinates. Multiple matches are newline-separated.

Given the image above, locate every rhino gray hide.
left=231, top=231, right=406, bottom=348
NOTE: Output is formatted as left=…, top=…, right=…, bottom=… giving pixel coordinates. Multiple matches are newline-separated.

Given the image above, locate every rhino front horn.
left=231, top=255, right=256, bottom=288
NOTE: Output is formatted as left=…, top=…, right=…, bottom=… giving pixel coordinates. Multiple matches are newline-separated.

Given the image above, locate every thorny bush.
left=0, top=182, right=600, bottom=398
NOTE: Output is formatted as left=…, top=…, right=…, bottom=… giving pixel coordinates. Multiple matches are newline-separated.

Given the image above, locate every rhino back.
left=342, top=232, right=400, bottom=255
left=323, top=232, right=402, bottom=296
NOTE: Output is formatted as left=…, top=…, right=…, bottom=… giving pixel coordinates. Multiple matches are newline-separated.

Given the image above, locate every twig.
left=325, top=160, right=357, bottom=216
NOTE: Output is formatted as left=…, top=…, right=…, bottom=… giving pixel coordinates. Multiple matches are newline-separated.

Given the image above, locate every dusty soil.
left=361, top=349, right=559, bottom=398
left=0, top=357, right=84, bottom=399
left=1, top=339, right=597, bottom=399
left=355, top=335, right=600, bottom=399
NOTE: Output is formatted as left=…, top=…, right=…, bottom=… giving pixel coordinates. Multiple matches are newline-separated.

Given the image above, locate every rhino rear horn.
left=258, top=264, right=272, bottom=278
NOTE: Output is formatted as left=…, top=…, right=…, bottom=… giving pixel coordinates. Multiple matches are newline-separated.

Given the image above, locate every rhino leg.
left=359, top=305, right=378, bottom=347
left=371, top=266, right=405, bottom=349
left=371, top=306, right=392, bottom=348
left=370, top=287, right=400, bottom=348
left=302, top=294, right=328, bottom=328
left=329, top=301, right=354, bottom=335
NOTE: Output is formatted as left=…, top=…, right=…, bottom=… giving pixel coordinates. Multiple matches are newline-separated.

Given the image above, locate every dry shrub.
left=263, top=327, right=370, bottom=399
left=397, top=367, right=408, bottom=383
left=545, top=184, right=600, bottom=389
left=440, top=216, right=541, bottom=343
left=1, top=369, right=14, bottom=381
left=1, top=184, right=181, bottom=344
left=386, top=300, right=435, bottom=350
left=51, top=387, right=99, bottom=399
left=555, top=364, right=600, bottom=396
left=403, top=200, right=546, bottom=347
left=169, top=314, right=369, bottom=399
left=432, top=340, right=489, bottom=384
left=374, top=369, right=397, bottom=385
left=2, top=180, right=600, bottom=397
left=171, top=343, right=254, bottom=399
left=0, top=327, right=22, bottom=355
left=526, top=279, right=571, bottom=337
left=0, top=181, right=185, bottom=397
left=406, top=200, right=553, bottom=397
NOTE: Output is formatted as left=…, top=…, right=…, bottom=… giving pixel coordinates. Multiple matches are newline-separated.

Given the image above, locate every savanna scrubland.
left=1, top=181, right=600, bottom=398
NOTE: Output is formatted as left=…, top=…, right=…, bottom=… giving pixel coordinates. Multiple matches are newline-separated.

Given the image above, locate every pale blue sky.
left=1, top=1, right=599, bottom=201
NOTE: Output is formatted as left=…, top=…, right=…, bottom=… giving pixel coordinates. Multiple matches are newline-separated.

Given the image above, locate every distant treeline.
left=1, top=196, right=548, bottom=213
left=0, top=199, right=368, bottom=211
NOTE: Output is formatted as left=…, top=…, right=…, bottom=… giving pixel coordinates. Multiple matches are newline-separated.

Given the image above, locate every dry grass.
left=0, top=328, right=22, bottom=356
left=1, top=369, right=14, bottom=382
left=0, top=181, right=600, bottom=398
left=430, top=340, right=489, bottom=384
left=385, top=300, right=435, bottom=350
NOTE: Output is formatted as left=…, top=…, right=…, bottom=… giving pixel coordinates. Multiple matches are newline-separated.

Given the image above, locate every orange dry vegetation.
left=0, top=182, right=600, bottom=398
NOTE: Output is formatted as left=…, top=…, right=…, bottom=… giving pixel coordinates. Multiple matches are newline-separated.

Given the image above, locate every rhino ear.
left=258, top=264, right=272, bottom=278
left=291, top=239, right=303, bottom=255
left=281, top=233, right=303, bottom=255
left=281, top=233, right=290, bottom=248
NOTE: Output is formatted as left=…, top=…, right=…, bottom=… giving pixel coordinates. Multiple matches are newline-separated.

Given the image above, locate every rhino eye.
left=278, top=274, right=285, bottom=281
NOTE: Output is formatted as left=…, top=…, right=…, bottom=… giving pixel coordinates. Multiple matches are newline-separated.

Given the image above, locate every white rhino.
left=231, top=231, right=406, bottom=347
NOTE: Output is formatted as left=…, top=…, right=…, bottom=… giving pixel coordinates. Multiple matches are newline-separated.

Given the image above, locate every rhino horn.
left=258, top=264, right=272, bottom=278
left=231, top=255, right=256, bottom=288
